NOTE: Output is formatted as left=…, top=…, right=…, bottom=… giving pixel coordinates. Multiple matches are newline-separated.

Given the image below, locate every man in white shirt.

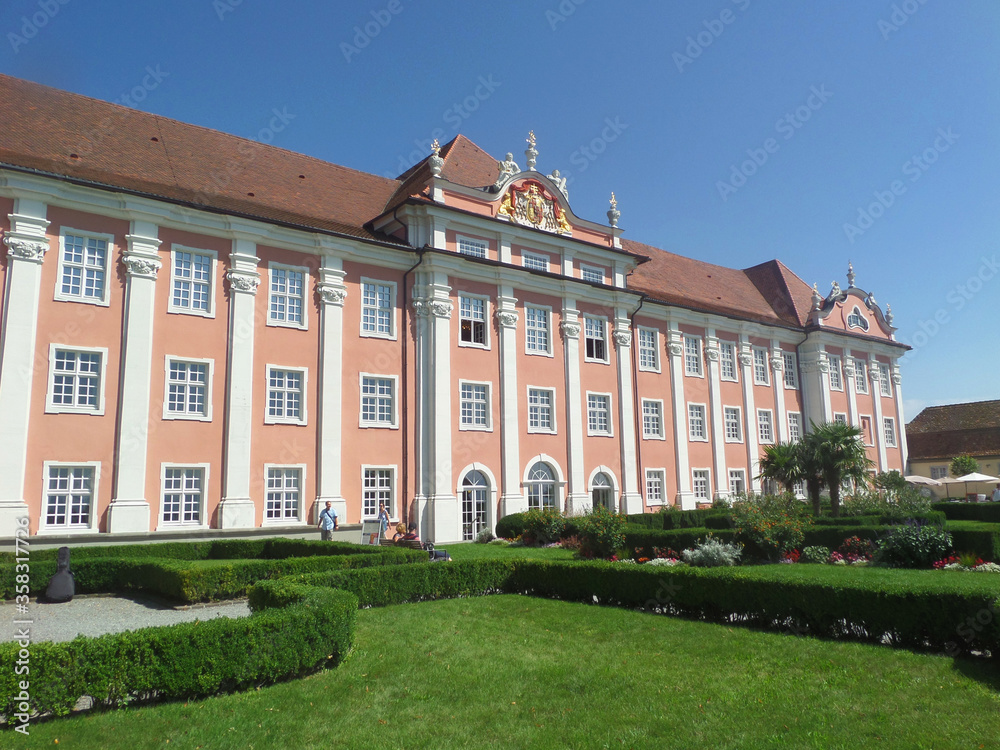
left=992, top=484, right=1000, bottom=503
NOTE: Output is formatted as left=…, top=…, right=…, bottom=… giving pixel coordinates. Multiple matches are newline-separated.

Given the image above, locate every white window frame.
left=458, top=293, right=490, bottom=350
left=757, top=409, right=774, bottom=444
left=162, top=356, right=214, bottom=421
left=522, top=251, right=549, bottom=272
left=728, top=468, right=746, bottom=497
left=684, top=335, right=704, bottom=377
left=524, top=304, right=553, bottom=356
left=692, top=468, right=711, bottom=500
left=159, top=463, right=210, bottom=529
left=860, top=414, right=874, bottom=446
left=834, top=412, right=848, bottom=425
left=724, top=406, right=743, bottom=443
left=637, top=327, right=660, bottom=372
left=459, top=380, right=492, bottom=431
left=788, top=412, right=803, bottom=442
left=360, top=278, right=396, bottom=340
left=39, top=461, right=101, bottom=534
left=580, top=263, right=605, bottom=284
left=265, top=365, right=308, bottom=426
left=930, top=466, right=949, bottom=480
left=847, top=306, right=870, bottom=331
left=168, top=245, right=217, bottom=318
left=641, top=398, right=665, bottom=440
left=266, top=262, right=309, bottom=330
left=828, top=354, right=843, bottom=391
left=263, top=464, right=307, bottom=524
left=45, top=344, right=109, bottom=415
left=878, top=363, right=892, bottom=397
left=359, top=373, right=398, bottom=429
left=527, top=386, right=557, bottom=434
left=645, top=469, right=667, bottom=505
left=55, top=228, right=113, bottom=307
left=854, top=358, right=868, bottom=394
left=719, top=341, right=738, bottom=381
left=361, top=465, right=396, bottom=519
left=583, top=315, right=609, bottom=364
left=586, top=391, right=614, bottom=437
left=688, top=402, right=708, bottom=442
left=753, top=347, right=770, bottom=386
left=883, top=417, right=897, bottom=448
left=782, top=352, right=798, bottom=389
left=457, top=234, right=489, bottom=258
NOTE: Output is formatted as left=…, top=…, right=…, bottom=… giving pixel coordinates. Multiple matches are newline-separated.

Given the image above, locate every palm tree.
left=795, top=434, right=826, bottom=516
left=808, top=421, right=875, bottom=517
left=757, top=442, right=803, bottom=498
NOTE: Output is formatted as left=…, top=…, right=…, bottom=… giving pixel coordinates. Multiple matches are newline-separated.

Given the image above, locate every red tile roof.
left=908, top=401, right=1000, bottom=433
left=906, top=401, right=1000, bottom=460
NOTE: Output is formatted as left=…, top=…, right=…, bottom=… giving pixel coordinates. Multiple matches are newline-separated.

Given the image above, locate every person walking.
left=372, top=502, right=390, bottom=544
left=318, top=500, right=339, bottom=540
left=992, top=483, right=1000, bottom=503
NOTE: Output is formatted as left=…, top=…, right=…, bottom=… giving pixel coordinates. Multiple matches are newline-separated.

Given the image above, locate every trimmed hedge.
left=625, top=526, right=736, bottom=557
left=933, top=502, right=1000, bottom=523
left=946, top=522, right=1000, bottom=561
left=0, top=583, right=357, bottom=722
left=625, top=509, right=727, bottom=530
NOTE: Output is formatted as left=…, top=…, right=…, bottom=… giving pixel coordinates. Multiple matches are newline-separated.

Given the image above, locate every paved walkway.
left=0, top=595, right=250, bottom=643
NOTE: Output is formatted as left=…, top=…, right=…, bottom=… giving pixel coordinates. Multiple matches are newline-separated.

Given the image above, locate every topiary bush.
left=800, top=546, right=831, bottom=564
left=681, top=537, right=742, bottom=567
left=874, top=523, right=953, bottom=568
left=575, top=506, right=627, bottom=559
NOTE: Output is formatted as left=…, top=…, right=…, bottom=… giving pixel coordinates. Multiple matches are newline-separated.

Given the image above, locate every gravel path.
left=0, top=595, right=250, bottom=643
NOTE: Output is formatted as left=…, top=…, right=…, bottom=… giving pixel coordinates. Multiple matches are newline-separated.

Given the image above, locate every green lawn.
left=17, top=595, right=1000, bottom=749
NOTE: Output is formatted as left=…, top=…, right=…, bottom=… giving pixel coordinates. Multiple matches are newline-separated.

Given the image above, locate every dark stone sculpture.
left=44, top=546, right=74, bottom=603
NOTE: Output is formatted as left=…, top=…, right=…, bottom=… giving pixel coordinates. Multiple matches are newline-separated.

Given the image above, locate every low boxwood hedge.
left=0, top=582, right=357, bottom=722
left=933, top=502, right=1000, bottom=523
left=945, top=522, right=1000, bottom=561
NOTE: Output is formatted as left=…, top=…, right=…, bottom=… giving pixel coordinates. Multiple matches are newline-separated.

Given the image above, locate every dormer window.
left=847, top=306, right=869, bottom=331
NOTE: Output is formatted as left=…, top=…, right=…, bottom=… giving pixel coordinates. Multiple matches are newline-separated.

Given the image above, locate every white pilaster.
left=667, top=325, right=694, bottom=508
left=496, top=288, right=525, bottom=517
left=869, top=356, right=887, bottom=472
left=705, top=331, right=728, bottom=501
left=614, top=314, right=642, bottom=513
left=799, top=341, right=832, bottom=427
left=561, top=302, right=589, bottom=514
left=219, top=240, right=259, bottom=529
left=316, top=257, right=348, bottom=524
left=0, top=200, right=49, bottom=536
left=891, top=364, right=908, bottom=471
left=738, top=336, right=760, bottom=493
left=498, top=232, right=512, bottom=265
left=771, top=341, right=789, bottom=443
left=108, top=221, right=162, bottom=533
left=843, top=349, right=860, bottom=427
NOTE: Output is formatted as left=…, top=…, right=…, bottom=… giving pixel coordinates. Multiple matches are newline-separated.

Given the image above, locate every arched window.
left=526, top=462, right=556, bottom=510
left=591, top=472, right=614, bottom=512
left=846, top=306, right=869, bottom=331
left=461, top=470, right=489, bottom=541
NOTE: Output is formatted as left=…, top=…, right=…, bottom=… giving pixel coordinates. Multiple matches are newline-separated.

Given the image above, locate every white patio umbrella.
left=952, top=472, right=1000, bottom=499
left=904, top=475, right=941, bottom=486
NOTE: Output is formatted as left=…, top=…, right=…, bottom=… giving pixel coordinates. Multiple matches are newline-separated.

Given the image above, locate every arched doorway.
left=526, top=462, right=557, bottom=510
left=461, top=470, right=489, bottom=540
left=591, top=472, right=614, bottom=512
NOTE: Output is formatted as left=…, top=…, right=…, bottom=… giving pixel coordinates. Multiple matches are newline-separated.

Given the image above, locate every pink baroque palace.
left=0, top=75, right=908, bottom=544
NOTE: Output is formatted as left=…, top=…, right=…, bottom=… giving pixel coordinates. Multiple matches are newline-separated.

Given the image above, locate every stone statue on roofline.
left=494, top=152, right=520, bottom=189
left=547, top=169, right=569, bottom=200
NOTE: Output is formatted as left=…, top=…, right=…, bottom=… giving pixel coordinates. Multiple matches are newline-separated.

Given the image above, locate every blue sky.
left=3, top=0, right=998, bottom=422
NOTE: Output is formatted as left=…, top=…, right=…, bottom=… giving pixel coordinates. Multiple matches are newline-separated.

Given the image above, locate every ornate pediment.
left=497, top=179, right=571, bottom=235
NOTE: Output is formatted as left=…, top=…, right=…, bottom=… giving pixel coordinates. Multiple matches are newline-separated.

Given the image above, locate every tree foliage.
left=950, top=454, right=980, bottom=477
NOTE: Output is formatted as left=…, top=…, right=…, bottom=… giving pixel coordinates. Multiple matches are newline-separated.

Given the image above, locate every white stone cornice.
left=226, top=269, right=260, bottom=295
left=3, top=234, right=49, bottom=263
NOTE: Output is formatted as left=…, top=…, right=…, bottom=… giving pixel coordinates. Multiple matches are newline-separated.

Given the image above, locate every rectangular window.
left=170, top=247, right=214, bottom=316
left=527, top=388, right=555, bottom=432
left=688, top=403, right=707, bottom=441
left=584, top=316, right=607, bottom=362
left=162, top=466, right=205, bottom=525
left=719, top=341, right=737, bottom=381
left=57, top=230, right=110, bottom=304
left=587, top=393, right=612, bottom=435
left=930, top=466, right=948, bottom=480
left=883, top=417, right=897, bottom=447
left=522, top=251, right=549, bottom=272
left=265, top=466, right=302, bottom=522
left=525, top=305, right=550, bottom=354
left=457, top=235, right=488, bottom=258
left=684, top=335, right=703, bottom=376
left=44, top=465, right=95, bottom=529
left=757, top=409, right=774, bottom=443
left=788, top=412, right=802, bottom=442
left=753, top=348, right=770, bottom=386
left=360, top=375, right=396, bottom=428
left=782, top=352, right=798, bottom=388
left=728, top=469, right=746, bottom=496
left=266, top=367, right=306, bottom=424
left=637, top=328, right=659, bottom=371
left=724, top=406, right=742, bottom=442
left=646, top=470, right=665, bottom=504
left=828, top=355, right=843, bottom=390
left=580, top=263, right=604, bottom=283
left=268, top=264, right=306, bottom=328
left=459, top=381, right=490, bottom=430
left=47, top=346, right=105, bottom=414
left=642, top=399, right=663, bottom=439
left=834, top=412, right=848, bottom=425
left=362, top=467, right=394, bottom=518
left=361, top=280, right=395, bottom=337
left=165, top=358, right=210, bottom=420
left=854, top=359, right=868, bottom=394
left=692, top=469, right=710, bottom=500
left=459, top=295, right=487, bottom=347
left=879, top=364, right=892, bottom=397
left=860, top=415, right=873, bottom=445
